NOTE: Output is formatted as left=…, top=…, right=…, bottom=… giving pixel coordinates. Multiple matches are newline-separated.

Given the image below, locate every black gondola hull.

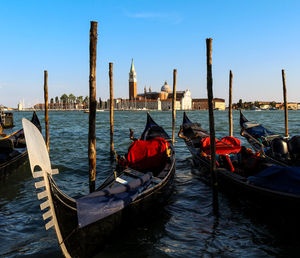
left=49, top=162, right=175, bottom=257
left=180, top=112, right=300, bottom=215
left=0, top=150, right=28, bottom=179
left=27, top=113, right=176, bottom=258
left=0, top=112, right=41, bottom=180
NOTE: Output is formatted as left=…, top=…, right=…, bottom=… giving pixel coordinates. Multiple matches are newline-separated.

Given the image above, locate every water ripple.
left=1, top=110, right=300, bottom=257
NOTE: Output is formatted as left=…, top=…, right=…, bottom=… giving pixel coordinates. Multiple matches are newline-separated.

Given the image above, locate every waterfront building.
left=18, top=101, right=23, bottom=111
left=126, top=60, right=192, bottom=110
left=192, top=98, right=225, bottom=110
left=131, top=81, right=192, bottom=111
left=276, top=102, right=298, bottom=110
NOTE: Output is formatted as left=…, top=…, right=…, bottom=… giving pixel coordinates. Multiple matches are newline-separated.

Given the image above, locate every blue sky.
left=0, top=0, right=300, bottom=107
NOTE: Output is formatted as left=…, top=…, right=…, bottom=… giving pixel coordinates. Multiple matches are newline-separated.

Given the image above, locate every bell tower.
left=129, top=59, right=137, bottom=100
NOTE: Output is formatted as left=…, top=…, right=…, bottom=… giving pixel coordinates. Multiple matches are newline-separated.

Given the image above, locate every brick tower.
left=129, top=59, right=137, bottom=100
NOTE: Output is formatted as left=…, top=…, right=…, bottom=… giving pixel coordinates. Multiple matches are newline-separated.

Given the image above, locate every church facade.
left=125, top=59, right=192, bottom=111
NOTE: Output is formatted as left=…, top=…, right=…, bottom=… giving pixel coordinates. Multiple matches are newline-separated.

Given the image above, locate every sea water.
left=0, top=110, right=299, bottom=257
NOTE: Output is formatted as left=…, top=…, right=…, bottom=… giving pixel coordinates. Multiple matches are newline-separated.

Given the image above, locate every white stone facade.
left=181, top=90, right=192, bottom=110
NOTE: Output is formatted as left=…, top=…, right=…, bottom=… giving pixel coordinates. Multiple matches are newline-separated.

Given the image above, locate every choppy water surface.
left=1, top=110, right=300, bottom=257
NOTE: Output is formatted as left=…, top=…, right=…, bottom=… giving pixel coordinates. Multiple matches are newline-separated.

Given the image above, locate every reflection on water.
left=1, top=110, right=300, bottom=257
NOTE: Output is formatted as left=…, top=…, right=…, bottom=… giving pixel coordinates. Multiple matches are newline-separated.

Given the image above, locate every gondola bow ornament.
left=22, top=118, right=70, bottom=257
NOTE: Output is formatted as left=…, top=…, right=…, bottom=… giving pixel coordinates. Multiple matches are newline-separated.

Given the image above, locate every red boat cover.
left=201, top=136, right=241, bottom=155
left=125, top=137, right=170, bottom=171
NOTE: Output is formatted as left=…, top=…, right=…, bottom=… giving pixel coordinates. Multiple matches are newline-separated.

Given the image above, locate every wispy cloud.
left=124, top=10, right=183, bottom=24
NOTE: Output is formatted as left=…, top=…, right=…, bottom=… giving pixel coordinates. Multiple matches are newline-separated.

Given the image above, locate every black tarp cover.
left=248, top=166, right=300, bottom=195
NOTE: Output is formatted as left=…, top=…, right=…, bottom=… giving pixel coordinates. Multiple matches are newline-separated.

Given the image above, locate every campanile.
left=129, top=59, right=137, bottom=100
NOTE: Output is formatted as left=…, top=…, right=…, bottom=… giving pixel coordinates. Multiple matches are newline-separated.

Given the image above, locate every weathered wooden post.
left=89, top=21, right=97, bottom=193
left=228, top=70, right=233, bottom=137
left=44, top=70, right=49, bottom=152
left=206, top=38, right=218, bottom=208
left=109, top=62, right=114, bottom=157
left=282, top=69, right=289, bottom=137
left=172, top=69, right=177, bottom=145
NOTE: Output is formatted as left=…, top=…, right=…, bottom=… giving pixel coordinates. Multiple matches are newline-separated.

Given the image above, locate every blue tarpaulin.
left=248, top=166, right=300, bottom=195
left=76, top=172, right=152, bottom=228
left=246, top=125, right=275, bottom=139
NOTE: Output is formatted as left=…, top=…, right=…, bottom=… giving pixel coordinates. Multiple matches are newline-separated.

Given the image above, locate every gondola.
left=0, top=110, right=14, bottom=128
left=0, top=111, right=41, bottom=179
left=178, top=112, right=300, bottom=214
left=240, top=111, right=300, bottom=166
left=22, top=113, right=175, bottom=258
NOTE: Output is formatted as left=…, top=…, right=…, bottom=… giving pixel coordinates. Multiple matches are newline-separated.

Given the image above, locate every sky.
left=0, top=0, right=300, bottom=108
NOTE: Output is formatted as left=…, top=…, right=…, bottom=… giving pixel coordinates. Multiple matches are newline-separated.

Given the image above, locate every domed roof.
left=161, top=81, right=171, bottom=93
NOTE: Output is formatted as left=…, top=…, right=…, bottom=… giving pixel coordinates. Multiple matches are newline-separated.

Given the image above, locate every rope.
left=59, top=227, right=78, bottom=246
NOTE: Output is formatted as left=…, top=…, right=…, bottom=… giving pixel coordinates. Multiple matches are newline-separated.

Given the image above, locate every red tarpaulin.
left=124, top=137, right=170, bottom=171
left=201, top=136, right=241, bottom=155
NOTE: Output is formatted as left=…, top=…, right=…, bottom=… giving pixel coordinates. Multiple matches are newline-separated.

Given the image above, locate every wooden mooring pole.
left=109, top=62, right=114, bottom=157
left=282, top=69, right=289, bottom=138
left=206, top=38, right=219, bottom=209
left=44, top=70, right=49, bottom=152
left=228, top=70, right=233, bottom=137
left=172, top=69, right=177, bottom=145
left=89, top=21, right=97, bottom=193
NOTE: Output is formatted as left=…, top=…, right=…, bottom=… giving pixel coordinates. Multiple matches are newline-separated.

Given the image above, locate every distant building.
left=129, top=59, right=137, bottom=100
left=192, top=98, right=225, bottom=110
left=276, top=102, right=298, bottom=110
left=125, top=60, right=192, bottom=110
left=18, top=101, right=23, bottom=111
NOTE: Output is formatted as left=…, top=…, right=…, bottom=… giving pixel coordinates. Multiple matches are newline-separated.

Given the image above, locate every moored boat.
left=178, top=112, right=300, bottom=215
left=22, top=112, right=175, bottom=258
left=0, top=110, right=14, bottom=128
left=240, top=111, right=300, bottom=166
left=0, top=112, right=41, bottom=179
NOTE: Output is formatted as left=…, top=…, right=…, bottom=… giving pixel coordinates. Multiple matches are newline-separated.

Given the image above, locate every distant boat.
left=269, top=107, right=277, bottom=110
left=0, top=112, right=41, bottom=179
left=251, top=106, right=261, bottom=111
left=84, top=110, right=104, bottom=113
left=0, top=111, right=14, bottom=128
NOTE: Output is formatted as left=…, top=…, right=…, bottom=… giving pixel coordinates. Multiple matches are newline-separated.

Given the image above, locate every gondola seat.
left=288, top=136, right=300, bottom=161
left=77, top=172, right=153, bottom=228
left=271, top=138, right=289, bottom=161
